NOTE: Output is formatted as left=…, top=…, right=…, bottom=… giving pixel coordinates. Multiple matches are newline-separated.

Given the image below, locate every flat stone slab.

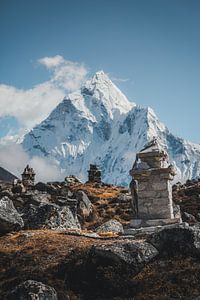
left=129, top=218, right=181, bottom=229
left=124, top=222, right=189, bottom=236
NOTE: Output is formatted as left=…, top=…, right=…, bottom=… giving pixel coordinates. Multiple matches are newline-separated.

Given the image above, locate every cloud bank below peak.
left=0, top=56, right=89, bottom=131
left=0, top=143, right=63, bottom=183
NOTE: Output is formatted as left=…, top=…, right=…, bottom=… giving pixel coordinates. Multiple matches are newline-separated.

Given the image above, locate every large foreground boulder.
left=0, top=196, right=24, bottom=234
left=148, top=224, right=200, bottom=257
left=89, top=241, right=158, bottom=276
left=5, top=280, right=57, bottom=300
left=95, top=219, right=124, bottom=234
left=66, top=240, right=158, bottom=296
left=22, top=203, right=81, bottom=230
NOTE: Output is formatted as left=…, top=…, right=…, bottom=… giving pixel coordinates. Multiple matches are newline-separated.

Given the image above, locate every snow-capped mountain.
left=22, top=71, right=200, bottom=185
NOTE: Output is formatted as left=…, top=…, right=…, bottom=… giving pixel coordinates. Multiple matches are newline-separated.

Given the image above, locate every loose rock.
left=182, top=211, right=197, bottom=224
left=76, top=190, right=93, bottom=220
left=5, top=280, right=58, bottom=300
left=22, top=202, right=81, bottom=230
left=95, top=219, right=124, bottom=234
left=0, top=196, right=24, bottom=234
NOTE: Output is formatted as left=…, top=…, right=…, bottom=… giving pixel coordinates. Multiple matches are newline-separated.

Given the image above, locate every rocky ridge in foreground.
left=1, top=177, right=200, bottom=299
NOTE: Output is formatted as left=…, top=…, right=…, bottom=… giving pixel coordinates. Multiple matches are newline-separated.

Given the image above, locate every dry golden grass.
left=133, top=256, right=200, bottom=300
left=98, top=232, right=119, bottom=237
left=0, top=229, right=121, bottom=299
left=68, top=182, right=132, bottom=230
left=69, top=183, right=125, bottom=201
left=1, top=230, right=200, bottom=299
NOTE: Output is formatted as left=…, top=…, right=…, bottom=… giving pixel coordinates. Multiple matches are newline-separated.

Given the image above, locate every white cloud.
left=0, top=143, right=62, bottom=182
left=0, top=56, right=89, bottom=182
left=39, top=55, right=88, bottom=91
left=38, top=55, right=64, bottom=68
left=0, top=56, right=88, bottom=130
left=0, top=82, right=64, bottom=129
left=29, top=156, right=62, bottom=182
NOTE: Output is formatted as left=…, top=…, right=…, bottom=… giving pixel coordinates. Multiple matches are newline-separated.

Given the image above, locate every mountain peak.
left=22, top=69, right=200, bottom=186
left=83, top=70, right=112, bottom=89
left=94, top=70, right=108, bottom=78
left=91, top=70, right=112, bottom=84
left=81, top=71, right=134, bottom=116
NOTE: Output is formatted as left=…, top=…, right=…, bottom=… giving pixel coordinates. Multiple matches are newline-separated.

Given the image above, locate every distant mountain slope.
left=0, top=166, right=18, bottom=182
left=22, top=71, right=200, bottom=185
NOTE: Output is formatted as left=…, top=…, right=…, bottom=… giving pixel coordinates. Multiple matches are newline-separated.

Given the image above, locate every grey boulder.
left=76, top=190, right=93, bottom=220
left=90, top=241, right=158, bottom=275
left=0, top=196, right=24, bottom=234
left=148, top=224, right=200, bottom=257
left=95, top=219, right=124, bottom=234
left=22, top=203, right=81, bottom=230
left=34, top=182, right=58, bottom=195
left=22, top=191, right=51, bottom=206
left=66, top=240, right=158, bottom=295
left=5, top=280, right=57, bottom=300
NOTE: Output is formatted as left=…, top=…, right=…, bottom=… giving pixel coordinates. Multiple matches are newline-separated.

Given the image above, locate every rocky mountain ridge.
left=0, top=166, right=18, bottom=182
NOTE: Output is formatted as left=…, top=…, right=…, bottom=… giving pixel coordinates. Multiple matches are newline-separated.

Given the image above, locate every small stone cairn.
left=87, top=164, right=102, bottom=184
left=21, top=165, right=35, bottom=189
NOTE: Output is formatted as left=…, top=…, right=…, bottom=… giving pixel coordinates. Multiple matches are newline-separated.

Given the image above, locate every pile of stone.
left=87, top=164, right=102, bottom=184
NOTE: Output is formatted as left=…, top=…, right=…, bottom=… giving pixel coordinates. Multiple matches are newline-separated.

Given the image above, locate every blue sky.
left=0, top=0, right=200, bottom=142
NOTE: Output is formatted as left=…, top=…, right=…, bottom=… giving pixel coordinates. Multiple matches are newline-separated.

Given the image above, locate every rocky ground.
left=1, top=178, right=200, bottom=299
left=173, top=179, right=200, bottom=223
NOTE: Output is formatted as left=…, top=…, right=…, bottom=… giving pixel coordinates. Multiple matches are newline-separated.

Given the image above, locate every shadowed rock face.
left=0, top=196, right=24, bottom=234
left=89, top=241, right=158, bottom=273
left=5, top=280, right=58, bottom=300
left=148, top=224, right=200, bottom=257
left=0, top=167, right=18, bottom=182
left=65, top=240, right=158, bottom=297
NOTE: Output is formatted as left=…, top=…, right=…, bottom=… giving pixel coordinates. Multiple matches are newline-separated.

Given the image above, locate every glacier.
left=22, top=70, right=200, bottom=185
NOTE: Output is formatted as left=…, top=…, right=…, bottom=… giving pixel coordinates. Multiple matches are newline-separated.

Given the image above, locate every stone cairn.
left=21, top=165, right=35, bottom=189
left=129, top=138, right=181, bottom=229
left=87, top=164, right=102, bottom=184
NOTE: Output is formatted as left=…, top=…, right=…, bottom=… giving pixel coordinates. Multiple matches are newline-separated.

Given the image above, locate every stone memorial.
left=129, top=138, right=181, bottom=228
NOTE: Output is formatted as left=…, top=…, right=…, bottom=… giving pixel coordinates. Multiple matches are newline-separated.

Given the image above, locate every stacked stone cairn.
left=12, top=165, right=36, bottom=193
left=129, top=138, right=181, bottom=230
left=21, top=165, right=35, bottom=189
left=87, top=164, right=102, bottom=184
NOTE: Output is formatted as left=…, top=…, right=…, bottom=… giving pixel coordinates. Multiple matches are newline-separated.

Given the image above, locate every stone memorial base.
left=124, top=221, right=188, bottom=236
left=129, top=217, right=182, bottom=229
